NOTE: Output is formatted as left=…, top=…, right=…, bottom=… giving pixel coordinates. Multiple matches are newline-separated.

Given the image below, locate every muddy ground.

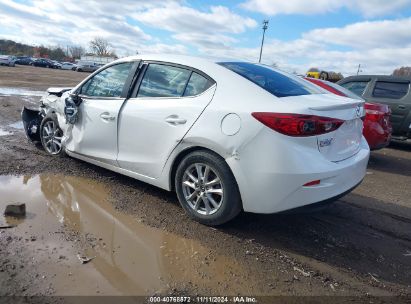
left=0, top=65, right=410, bottom=302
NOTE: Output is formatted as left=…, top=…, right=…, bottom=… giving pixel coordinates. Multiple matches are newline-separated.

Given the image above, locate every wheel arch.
left=42, top=106, right=59, bottom=119
left=168, top=145, right=234, bottom=192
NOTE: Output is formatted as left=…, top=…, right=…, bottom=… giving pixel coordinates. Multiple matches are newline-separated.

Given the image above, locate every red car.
left=305, top=77, right=392, bottom=150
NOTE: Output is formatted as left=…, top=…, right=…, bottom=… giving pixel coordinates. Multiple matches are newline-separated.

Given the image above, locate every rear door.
left=363, top=78, right=411, bottom=135
left=117, top=62, right=216, bottom=178
left=65, top=61, right=139, bottom=166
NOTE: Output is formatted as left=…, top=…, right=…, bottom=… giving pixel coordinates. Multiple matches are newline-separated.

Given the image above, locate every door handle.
left=100, top=112, right=115, bottom=121
left=398, top=105, right=406, bottom=110
left=165, top=115, right=187, bottom=125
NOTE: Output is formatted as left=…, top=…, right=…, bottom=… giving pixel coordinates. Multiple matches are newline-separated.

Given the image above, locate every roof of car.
left=110, top=54, right=247, bottom=82
left=114, top=54, right=221, bottom=66
left=340, top=75, right=411, bottom=82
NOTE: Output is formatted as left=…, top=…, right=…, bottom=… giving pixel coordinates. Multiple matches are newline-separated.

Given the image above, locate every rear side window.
left=340, top=81, right=369, bottom=96
left=218, top=62, right=321, bottom=98
left=183, top=72, right=214, bottom=97
left=372, top=81, right=410, bottom=99
left=138, top=64, right=191, bottom=98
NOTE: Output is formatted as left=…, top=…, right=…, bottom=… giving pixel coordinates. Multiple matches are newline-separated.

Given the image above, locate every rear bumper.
left=279, top=180, right=363, bottom=214
left=227, top=130, right=370, bottom=214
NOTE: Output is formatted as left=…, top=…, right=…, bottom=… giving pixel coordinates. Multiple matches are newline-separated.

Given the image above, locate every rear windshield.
left=218, top=62, right=321, bottom=98
left=324, top=81, right=364, bottom=100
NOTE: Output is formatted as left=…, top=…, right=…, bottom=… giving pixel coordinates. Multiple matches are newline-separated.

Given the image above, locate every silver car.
left=76, top=63, right=99, bottom=73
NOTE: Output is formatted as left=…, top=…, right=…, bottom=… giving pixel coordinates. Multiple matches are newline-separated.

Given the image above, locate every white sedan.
left=22, top=55, right=369, bottom=225
left=60, top=62, right=77, bottom=70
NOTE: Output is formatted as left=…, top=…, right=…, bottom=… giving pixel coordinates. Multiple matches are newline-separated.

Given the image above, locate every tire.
left=175, top=151, right=242, bottom=226
left=320, top=72, right=328, bottom=80
left=40, top=115, right=65, bottom=157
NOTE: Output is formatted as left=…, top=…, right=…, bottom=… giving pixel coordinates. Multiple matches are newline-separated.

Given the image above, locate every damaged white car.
left=22, top=55, right=369, bottom=225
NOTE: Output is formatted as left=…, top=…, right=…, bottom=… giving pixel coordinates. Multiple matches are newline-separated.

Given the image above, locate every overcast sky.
left=1, top=0, right=411, bottom=75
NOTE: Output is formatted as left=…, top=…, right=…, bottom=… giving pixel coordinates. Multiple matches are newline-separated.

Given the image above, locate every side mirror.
left=71, top=93, right=82, bottom=106
left=64, top=93, right=81, bottom=124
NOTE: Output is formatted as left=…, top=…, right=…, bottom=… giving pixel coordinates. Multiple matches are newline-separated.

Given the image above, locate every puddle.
left=0, top=122, right=23, bottom=136
left=8, top=121, right=24, bottom=130
left=0, top=128, right=12, bottom=136
left=0, top=175, right=255, bottom=296
left=0, top=87, right=45, bottom=97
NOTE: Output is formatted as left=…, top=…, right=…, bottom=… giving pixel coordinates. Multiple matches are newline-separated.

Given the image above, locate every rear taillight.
left=252, top=112, right=344, bottom=137
left=364, top=102, right=390, bottom=124
left=365, top=109, right=384, bottom=122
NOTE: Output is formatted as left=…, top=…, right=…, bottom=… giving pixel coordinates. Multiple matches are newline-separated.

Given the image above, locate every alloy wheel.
left=181, top=163, right=224, bottom=215
left=42, top=120, right=63, bottom=155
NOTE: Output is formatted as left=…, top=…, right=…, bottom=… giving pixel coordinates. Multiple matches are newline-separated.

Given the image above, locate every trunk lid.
left=283, top=93, right=365, bottom=162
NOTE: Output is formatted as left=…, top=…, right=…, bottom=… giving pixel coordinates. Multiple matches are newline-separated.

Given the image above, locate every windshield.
left=218, top=62, right=322, bottom=98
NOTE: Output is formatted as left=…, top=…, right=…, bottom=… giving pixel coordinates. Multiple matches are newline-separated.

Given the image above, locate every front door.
left=65, top=61, right=137, bottom=166
left=117, top=63, right=216, bottom=178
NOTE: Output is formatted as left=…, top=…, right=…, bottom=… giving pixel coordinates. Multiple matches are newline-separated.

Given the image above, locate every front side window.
left=340, top=81, right=369, bottom=96
left=218, top=62, right=321, bottom=98
left=372, top=81, right=410, bottom=99
left=81, top=62, right=133, bottom=98
left=183, top=72, right=214, bottom=97
left=137, top=64, right=191, bottom=98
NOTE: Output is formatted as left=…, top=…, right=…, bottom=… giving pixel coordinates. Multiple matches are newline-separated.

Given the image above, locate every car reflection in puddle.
left=0, top=175, right=250, bottom=295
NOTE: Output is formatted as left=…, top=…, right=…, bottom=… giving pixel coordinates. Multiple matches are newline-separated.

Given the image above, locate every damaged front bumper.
left=21, top=88, right=80, bottom=144
left=21, top=106, right=43, bottom=142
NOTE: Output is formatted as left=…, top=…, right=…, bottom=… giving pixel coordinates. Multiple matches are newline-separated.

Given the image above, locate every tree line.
left=0, top=37, right=117, bottom=61
left=392, top=66, right=411, bottom=77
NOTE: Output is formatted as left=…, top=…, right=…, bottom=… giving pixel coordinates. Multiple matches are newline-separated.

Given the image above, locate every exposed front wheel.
left=175, top=151, right=242, bottom=226
left=40, top=116, right=65, bottom=156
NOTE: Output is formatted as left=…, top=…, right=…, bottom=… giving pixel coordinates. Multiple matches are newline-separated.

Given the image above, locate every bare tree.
left=69, top=45, right=85, bottom=59
left=393, top=66, right=411, bottom=77
left=89, top=37, right=113, bottom=57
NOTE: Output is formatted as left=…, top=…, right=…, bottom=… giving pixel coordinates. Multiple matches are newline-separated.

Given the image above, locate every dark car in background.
left=32, top=58, right=61, bottom=69
left=49, top=60, right=62, bottom=69
left=32, top=58, right=52, bottom=68
left=15, top=56, right=34, bottom=65
left=305, top=77, right=392, bottom=150
left=338, top=75, right=411, bottom=141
